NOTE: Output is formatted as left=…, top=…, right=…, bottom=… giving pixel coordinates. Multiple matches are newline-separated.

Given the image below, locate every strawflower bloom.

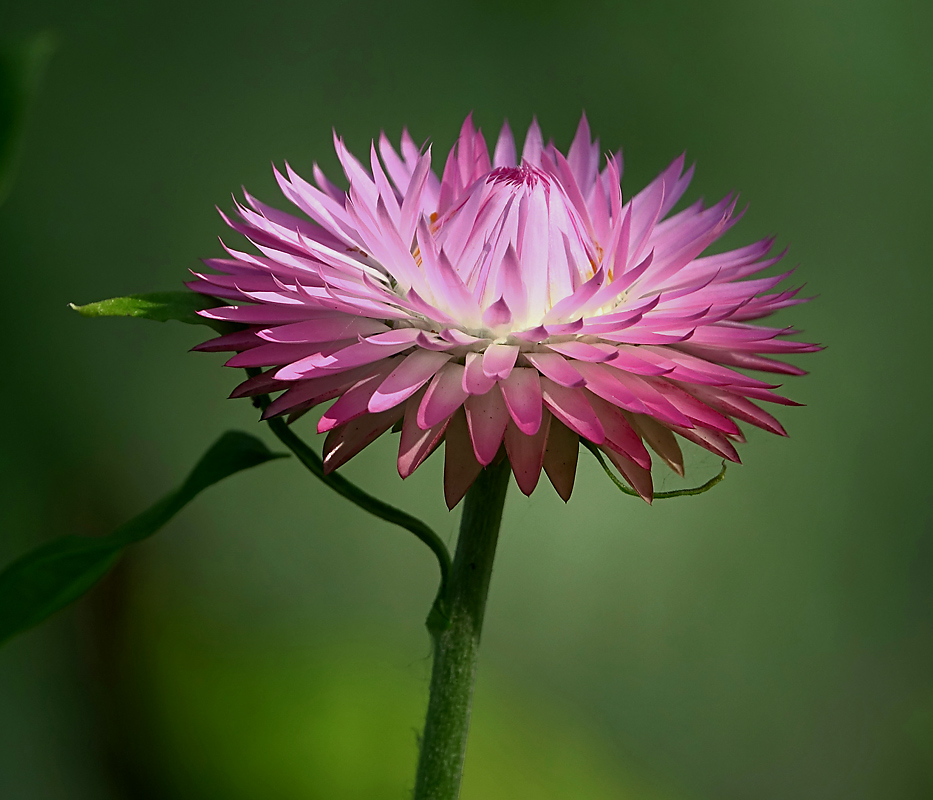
left=190, top=115, right=817, bottom=508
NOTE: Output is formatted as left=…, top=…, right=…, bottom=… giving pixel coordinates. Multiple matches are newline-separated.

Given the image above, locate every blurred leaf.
left=0, top=31, right=55, bottom=205
left=70, top=291, right=238, bottom=334
left=0, top=431, right=287, bottom=647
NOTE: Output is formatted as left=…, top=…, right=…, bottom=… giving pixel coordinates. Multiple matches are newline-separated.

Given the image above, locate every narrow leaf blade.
left=0, top=431, right=286, bottom=647
left=69, top=292, right=238, bottom=334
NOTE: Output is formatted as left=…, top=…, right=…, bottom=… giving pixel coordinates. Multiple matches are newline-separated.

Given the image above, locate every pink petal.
left=318, top=365, right=395, bottom=432
left=523, top=351, right=585, bottom=388
left=482, top=343, right=519, bottom=381
left=504, top=413, right=551, bottom=496
left=545, top=340, right=618, bottom=363
left=368, top=350, right=452, bottom=413
left=481, top=296, right=513, bottom=330
left=275, top=338, right=412, bottom=380
left=539, top=377, right=605, bottom=443
left=602, top=446, right=654, bottom=503
left=228, top=368, right=290, bottom=399
left=669, top=423, right=741, bottom=462
left=543, top=417, right=579, bottom=502
left=262, top=362, right=387, bottom=419
left=322, top=407, right=404, bottom=473
left=493, top=120, right=517, bottom=168
left=627, top=413, right=684, bottom=476
left=521, top=117, right=544, bottom=165
left=499, top=367, right=543, bottom=435
left=193, top=329, right=263, bottom=353
left=463, top=351, right=497, bottom=395
left=398, top=393, right=449, bottom=478
left=418, top=362, right=469, bottom=429
left=570, top=361, right=650, bottom=415
left=586, top=392, right=651, bottom=469
left=444, top=409, right=484, bottom=509
left=464, top=386, right=510, bottom=465
left=257, top=316, right=389, bottom=343
left=226, top=342, right=339, bottom=369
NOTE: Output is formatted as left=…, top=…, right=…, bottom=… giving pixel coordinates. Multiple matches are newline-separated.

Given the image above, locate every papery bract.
left=190, top=115, right=817, bottom=507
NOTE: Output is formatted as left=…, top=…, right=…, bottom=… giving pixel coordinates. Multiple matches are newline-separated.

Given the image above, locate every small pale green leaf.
left=69, top=291, right=237, bottom=334
left=0, top=431, right=287, bottom=647
left=0, top=31, right=55, bottom=205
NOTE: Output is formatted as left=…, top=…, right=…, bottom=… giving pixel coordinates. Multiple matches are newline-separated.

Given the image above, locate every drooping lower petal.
left=504, top=413, right=551, bottom=496
left=542, top=417, right=579, bottom=502
left=464, top=387, right=510, bottom=465
left=443, top=408, right=485, bottom=509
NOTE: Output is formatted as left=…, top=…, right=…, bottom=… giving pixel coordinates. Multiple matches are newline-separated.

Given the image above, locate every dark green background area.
left=1, top=1, right=931, bottom=798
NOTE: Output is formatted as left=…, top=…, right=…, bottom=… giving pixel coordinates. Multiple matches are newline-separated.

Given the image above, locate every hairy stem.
left=413, top=458, right=511, bottom=800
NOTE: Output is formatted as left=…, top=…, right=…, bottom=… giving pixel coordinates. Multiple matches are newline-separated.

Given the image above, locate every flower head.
left=191, top=115, right=817, bottom=507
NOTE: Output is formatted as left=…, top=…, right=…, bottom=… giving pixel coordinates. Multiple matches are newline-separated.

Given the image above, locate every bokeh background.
left=1, top=0, right=931, bottom=798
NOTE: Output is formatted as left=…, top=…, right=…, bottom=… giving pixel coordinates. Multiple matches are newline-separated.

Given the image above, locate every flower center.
left=485, top=163, right=549, bottom=190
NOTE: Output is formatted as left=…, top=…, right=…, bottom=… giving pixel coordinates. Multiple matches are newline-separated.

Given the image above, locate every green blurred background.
left=1, top=0, right=931, bottom=797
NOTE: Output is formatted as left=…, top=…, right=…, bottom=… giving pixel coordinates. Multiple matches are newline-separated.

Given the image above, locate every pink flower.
left=190, top=115, right=817, bottom=508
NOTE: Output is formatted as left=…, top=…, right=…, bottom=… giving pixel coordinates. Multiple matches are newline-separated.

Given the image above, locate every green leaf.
left=0, top=31, right=55, bottom=205
left=582, top=439, right=727, bottom=500
left=0, top=431, right=287, bottom=647
left=69, top=291, right=238, bottom=334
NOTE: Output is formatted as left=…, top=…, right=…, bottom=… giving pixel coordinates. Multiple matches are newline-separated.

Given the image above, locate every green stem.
left=413, top=457, right=511, bottom=800
left=247, top=384, right=453, bottom=624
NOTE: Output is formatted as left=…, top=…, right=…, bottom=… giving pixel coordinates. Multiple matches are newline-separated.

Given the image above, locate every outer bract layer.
left=191, top=115, right=817, bottom=508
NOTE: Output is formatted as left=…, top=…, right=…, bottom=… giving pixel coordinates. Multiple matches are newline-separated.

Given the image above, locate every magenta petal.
left=444, top=409, right=484, bottom=509
left=225, top=342, right=329, bottom=369
left=545, top=340, right=618, bottom=363
left=276, top=338, right=411, bottom=380
left=192, top=329, right=262, bottom=353
left=543, top=417, right=579, bottom=502
left=482, top=343, right=519, bottom=381
left=419, top=362, right=469, bottom=429
left=524, top=351, right=585, bottom=388
left=628, top=413, right=684, bottom=476
left=539, top=377, right=605, bottom=443
left=464, top=386, right=510, bottom=465
left=504, top=413, right=551, bottom=496
left=229, top=369, right=290, bottom=399
left=571, top=361, right=649, bottom=415
left=257, top=316, right=389, bottom=343
left=602, top=446, right=654, bottom=503
left=463, top=352, right=497, bottom=395
left=670, top=423, right=741, bottom=462
left=318, top=366, right=393, bottom=432
left=322, top=407, right=405, bottom=473
left=262, top=363, right=386, bottom=419
left=398, top=394, right=449, bottom=478
left=586, top=392, right=651, bottom=469
left=482, top=296, right=513, bottom=330
left=500, top=367, right=543, bottom=435
left=368, top=350, right=452, bottom=413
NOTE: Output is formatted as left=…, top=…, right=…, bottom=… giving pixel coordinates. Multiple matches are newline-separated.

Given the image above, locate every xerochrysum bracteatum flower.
left=189, top=115, right=818, bottom=508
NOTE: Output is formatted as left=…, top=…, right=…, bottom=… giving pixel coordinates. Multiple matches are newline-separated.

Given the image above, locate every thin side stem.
left=247, top=382, right=453, bottom=622
left=413, top=458, right=511, bottom=800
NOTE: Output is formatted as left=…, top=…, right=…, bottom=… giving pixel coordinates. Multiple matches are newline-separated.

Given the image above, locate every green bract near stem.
left=581, top=439, right=728, bottom=499
left=413, top=457, right=511, bottom=800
